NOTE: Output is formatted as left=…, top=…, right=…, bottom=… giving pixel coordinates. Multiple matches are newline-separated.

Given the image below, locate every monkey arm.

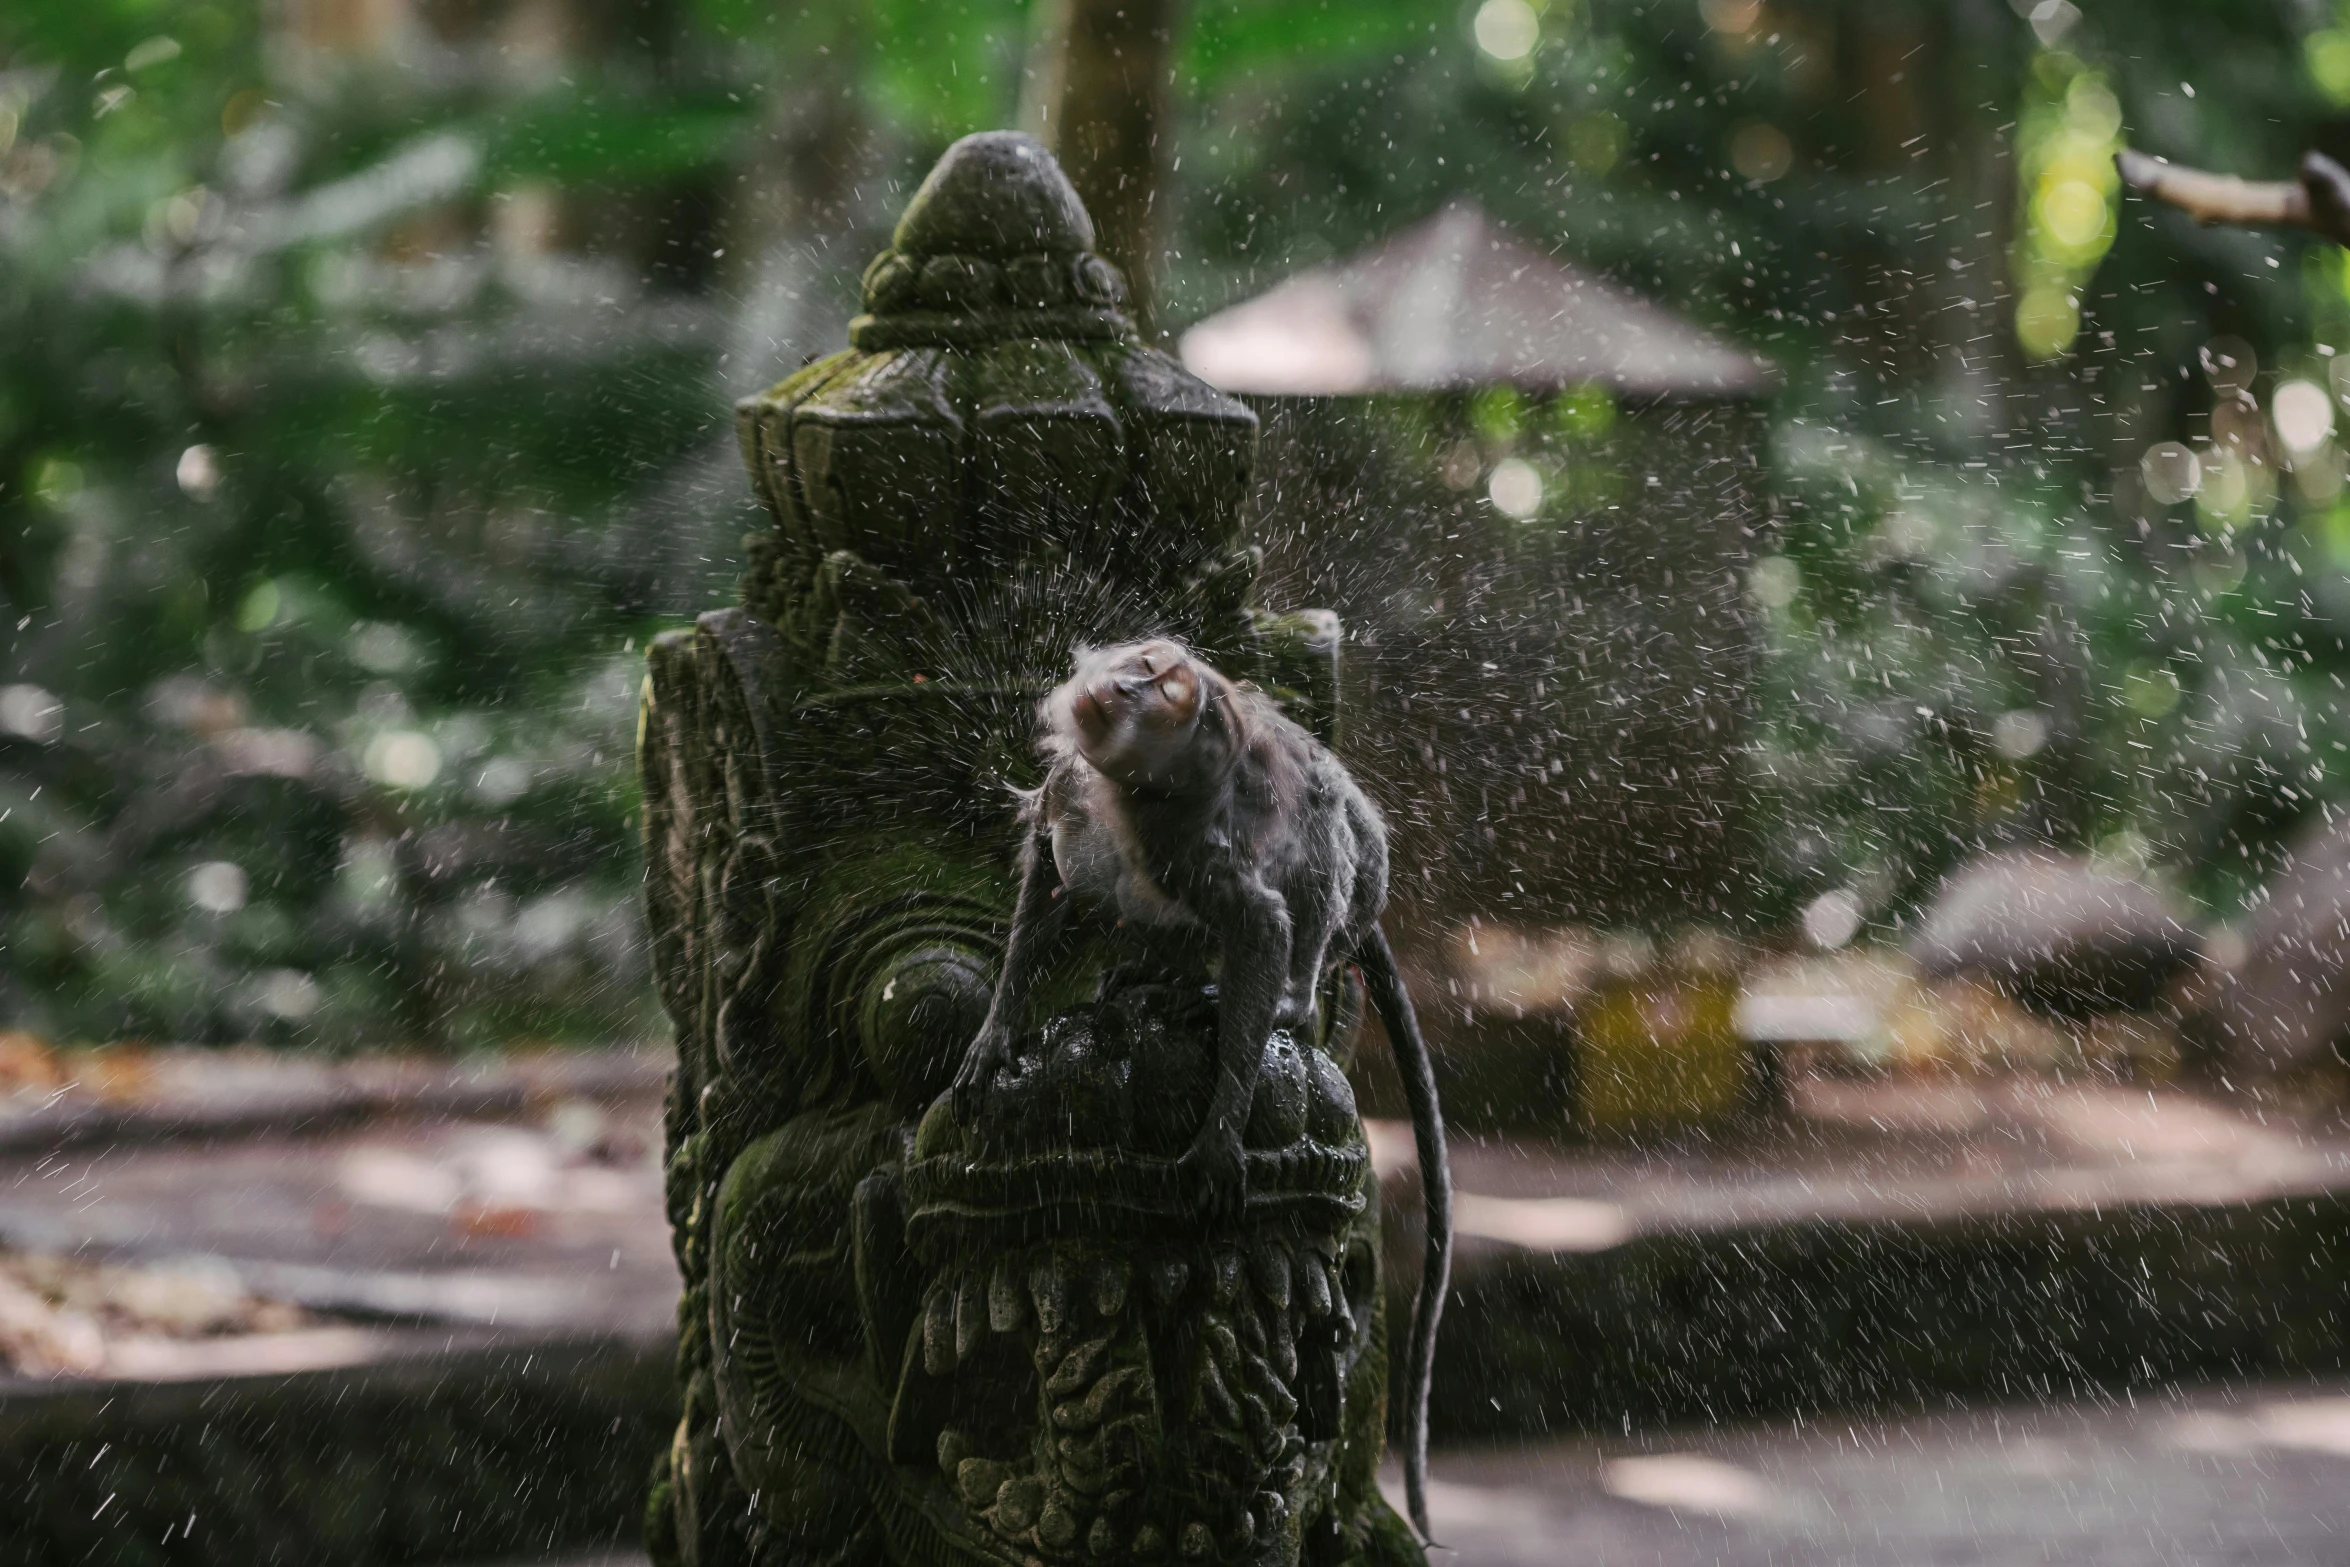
left=951, top=821, right=1068, bottom=1112
left=1182, top=884, right=1292, bottom=1220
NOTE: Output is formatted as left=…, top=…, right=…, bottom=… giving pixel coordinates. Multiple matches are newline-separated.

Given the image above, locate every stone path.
left=1374, top=1074, right=2350, bottom=1257
left=474, top=1381, right=2350, bottom=1567
left=1365, top=1076, right=2350, bottom=1439
left=1405, top=1380, right=2350, bottom=1566
left=7, top=1051, right=2350, bottom=1563
left=0, top=1053, right=675, bottom=1379
left=0, top=1045, right=666, bottom=1155
left=0, top=1056, right=678, bottom=1566
left=8, top=1058, right=2348, bottom=1406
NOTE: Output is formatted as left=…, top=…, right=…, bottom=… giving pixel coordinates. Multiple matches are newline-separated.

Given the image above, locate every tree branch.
left=2116, top=147, right=2350, bottom=247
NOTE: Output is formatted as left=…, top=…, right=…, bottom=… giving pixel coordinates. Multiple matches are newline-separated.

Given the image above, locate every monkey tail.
left=1356, top=924, right=1450, bottom=1546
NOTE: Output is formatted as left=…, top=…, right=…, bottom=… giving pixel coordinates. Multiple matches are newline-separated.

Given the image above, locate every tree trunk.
left=713, top=3, right=884, bottom=399
left=1936, top=0, right=2024, bottom=445
left=1019, top=0, right=1180, bottom=335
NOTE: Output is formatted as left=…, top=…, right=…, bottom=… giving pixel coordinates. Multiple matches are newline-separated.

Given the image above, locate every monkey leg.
left=1184, top=888, right=1293, bottom=1221
left=953, top=825, right=1066, bottom=1117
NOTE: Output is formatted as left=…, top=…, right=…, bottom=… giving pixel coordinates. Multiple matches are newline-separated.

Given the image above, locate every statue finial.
left=894, top=131, right=1096, bottom=257
left=853, top=131, right=1129, bottom=348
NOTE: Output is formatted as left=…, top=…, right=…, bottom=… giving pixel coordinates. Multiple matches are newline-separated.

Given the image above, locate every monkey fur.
left=950, top=637, right=1452, bottom=1543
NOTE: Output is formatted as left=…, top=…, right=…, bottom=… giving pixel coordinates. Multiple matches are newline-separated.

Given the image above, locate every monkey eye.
left=1158, top=680, right=1182, bottom=704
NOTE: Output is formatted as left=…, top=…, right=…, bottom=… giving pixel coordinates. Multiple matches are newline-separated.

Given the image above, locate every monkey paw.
left=1178, top=1127, right=1248, bottom=1223
left=949, top=1031, right=1010, bottom=1121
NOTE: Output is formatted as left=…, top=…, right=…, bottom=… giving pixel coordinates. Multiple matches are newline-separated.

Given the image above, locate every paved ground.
left=1411, top=1380, right=2350, bottom=1566
left=1373, top=1075, right=2350, bottom=1259
left=8, top=1055, right=2350, bottom=1562
left=0, top=1073, right=675, bottom=1377
left=484, top=1382, right=2350, bottom=1567
left=9, top=1053, right=2345, bottom=1363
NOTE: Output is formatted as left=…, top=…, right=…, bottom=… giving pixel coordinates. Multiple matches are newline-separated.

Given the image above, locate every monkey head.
left=1047, top=639, right=1239, bottom=791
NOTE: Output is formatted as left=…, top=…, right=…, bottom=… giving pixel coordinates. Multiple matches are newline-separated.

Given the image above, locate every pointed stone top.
left=852, top=131, right=1127, bottom=348
left=893, top=131, right=1096, bottom=258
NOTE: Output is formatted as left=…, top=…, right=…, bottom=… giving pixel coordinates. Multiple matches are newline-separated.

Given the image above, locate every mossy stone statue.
left=639, top=131, right=1419, bottom=1567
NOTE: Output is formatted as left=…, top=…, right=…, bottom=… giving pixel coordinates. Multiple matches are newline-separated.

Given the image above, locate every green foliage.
left=12, top=0, right=2350, bottom=1047
left=1153, top=0, right=2350, bottom=930
left=485, top=92, right=750, bottom=183
left=0, top=2, right=730, bottom=1048
left=1182, top=0, right=1440, bottom=85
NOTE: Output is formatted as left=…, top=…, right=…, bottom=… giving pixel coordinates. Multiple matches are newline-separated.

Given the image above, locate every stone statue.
left=639, top=131, right=1438, bottom=1567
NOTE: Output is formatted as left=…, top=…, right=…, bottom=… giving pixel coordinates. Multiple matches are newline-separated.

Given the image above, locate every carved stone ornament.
left=639, top=132, right=1422, bottom=1567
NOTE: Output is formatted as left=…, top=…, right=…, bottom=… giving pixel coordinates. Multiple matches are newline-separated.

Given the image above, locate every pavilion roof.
left=1178, top=201, right=1772, bottom=400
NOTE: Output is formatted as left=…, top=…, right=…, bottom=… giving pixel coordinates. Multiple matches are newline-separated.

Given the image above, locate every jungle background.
left=1, top=0, right=2342, bottom=1053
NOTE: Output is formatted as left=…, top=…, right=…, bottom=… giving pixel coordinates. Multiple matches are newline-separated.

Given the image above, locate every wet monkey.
left=951, top=637, right=1452, bottom=1541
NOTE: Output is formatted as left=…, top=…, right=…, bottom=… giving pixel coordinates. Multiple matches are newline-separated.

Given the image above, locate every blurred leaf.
left=1185, top=0, right=1441, bottom=87
left=485, top=93, right=750, bottom=183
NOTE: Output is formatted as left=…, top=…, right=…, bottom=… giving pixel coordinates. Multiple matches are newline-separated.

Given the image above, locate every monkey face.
left=1054, top=639, right=1220, bottom=786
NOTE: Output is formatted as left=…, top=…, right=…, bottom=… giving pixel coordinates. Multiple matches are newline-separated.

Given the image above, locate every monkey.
left=949, top=637, right=1452, bottom=1543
